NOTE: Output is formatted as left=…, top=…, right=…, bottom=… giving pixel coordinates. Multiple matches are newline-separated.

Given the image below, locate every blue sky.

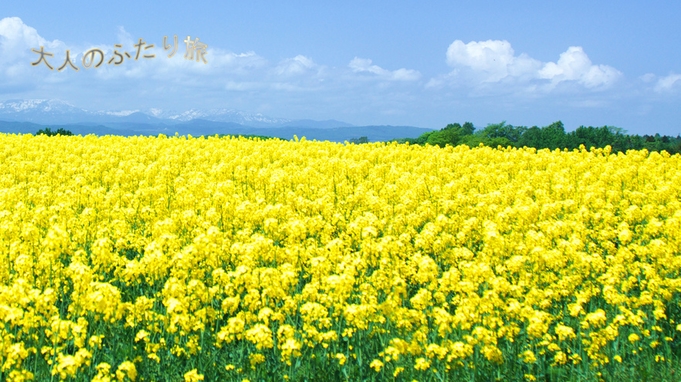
left=1, top=1, right=680, bottom=135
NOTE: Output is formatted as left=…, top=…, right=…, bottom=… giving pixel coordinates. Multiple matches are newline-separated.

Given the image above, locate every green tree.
left=478, top=121, right=525, bottom=143
left=517, top=126, right=542, bottom=148
left=426, top=128, right=461, bottom=147
left=541, top=121, right=567, bottom=149
left=462, top=122, right=475, bottom=135
left=348, top=136, right=369, bottom=144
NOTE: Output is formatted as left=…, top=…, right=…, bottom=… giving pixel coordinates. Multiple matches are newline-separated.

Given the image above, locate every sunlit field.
left=0, top=133, right=680, bottom=381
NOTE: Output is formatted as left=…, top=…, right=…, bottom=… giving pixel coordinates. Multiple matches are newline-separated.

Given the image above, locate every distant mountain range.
left=0, top=99, right=435, bottom=142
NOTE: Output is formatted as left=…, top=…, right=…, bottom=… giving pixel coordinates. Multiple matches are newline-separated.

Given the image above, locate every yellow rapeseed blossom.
left=183, top=369, right=204, bottom=382
left=335, top=353, right=346, bottom=366
left=520, top=350, right=537, bottom=364
left=115, top=361, right=137, bottom=381
left=0, top=134, right=678, bottom=379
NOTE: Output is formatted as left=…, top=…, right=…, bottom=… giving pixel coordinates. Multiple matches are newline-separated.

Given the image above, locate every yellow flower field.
left=0, top=133, right=679, bottom=381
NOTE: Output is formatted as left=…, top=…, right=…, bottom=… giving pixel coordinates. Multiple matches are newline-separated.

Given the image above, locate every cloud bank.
left=349, top=57, right=421, bottom=81
left=436, top=39, right=622, bottom=92
left=0, top=17, right=679, bottom=134
left=0, top=17, right=633, bottom=101
left=653, top=73, right=681, bottom=93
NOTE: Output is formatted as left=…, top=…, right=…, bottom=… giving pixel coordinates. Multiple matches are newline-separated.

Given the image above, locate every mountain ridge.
left=0, top=99, right=436, bottom=142
left=0, top=99, right=359, bottom=129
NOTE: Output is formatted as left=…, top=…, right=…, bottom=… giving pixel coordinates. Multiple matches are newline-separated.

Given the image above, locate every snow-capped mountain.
left=0, top=99, right=78, bottom=113
left=0, top=99, right=351, bottom=128
left=0, top=99, right=92, bottom=124
left=0, top=99, right=434, bottom=142
left=159, top=108, right=293, bottom=127
left=0, top=99, right=158, bottom=124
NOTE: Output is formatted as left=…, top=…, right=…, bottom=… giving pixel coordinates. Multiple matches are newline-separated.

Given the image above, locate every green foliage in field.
left=348, top=136, right=369, bottom=144
left=210, top=134, right=281, bottom=140
left=36, top=127, right=73, bottom=136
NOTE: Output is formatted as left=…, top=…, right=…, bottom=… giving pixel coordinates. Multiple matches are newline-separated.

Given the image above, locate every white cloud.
left=349, top=57, right=420, bottom=81
left=275, top=55, right=317, bottom=76
left=224, top=81, right=264, bottom=91
left=638, top=73, right=681, bottom=93
left=653, top=73, right=681, bottom=93
left=441, top=39, right=621, bottom=91
left=207, top=50, right=267, bottom=72
left=640, top=73, right=656, bottom=83
left=0, top=17, right=73, bottom=89
left=446, top=40, right=541, bottom=82
left=538, top=46, right=621, bottom=88
left=116, top=26, right=135, bottom=47
left=0, top=16, right=63, bottom=56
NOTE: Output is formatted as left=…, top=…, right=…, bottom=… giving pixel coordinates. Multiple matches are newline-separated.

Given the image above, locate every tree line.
left=395, top=121, right=681, bottom=154
left=32, top=124, right=681, bottom=155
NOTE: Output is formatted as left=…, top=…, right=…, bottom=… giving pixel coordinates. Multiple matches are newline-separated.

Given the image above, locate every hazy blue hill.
left=252, top=125, right=435, bottom=142
left=0, top=121, right=142, bottom=137
left=0, top=119, right=435, bottom=142
left=0, top=121, right=43, bottom=134
left=276, top=119, right=354, bottom=129
left=172, top=119, right=253, bottom=136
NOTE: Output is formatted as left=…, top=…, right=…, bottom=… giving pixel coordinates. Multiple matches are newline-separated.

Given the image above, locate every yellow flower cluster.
left=0, top=133, right=679, bottom=380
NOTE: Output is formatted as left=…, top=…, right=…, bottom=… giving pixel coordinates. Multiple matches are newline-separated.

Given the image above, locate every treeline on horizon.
left=393, top=121, right=681, bottom=155
left=31, top=123, right=681, bottom=155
